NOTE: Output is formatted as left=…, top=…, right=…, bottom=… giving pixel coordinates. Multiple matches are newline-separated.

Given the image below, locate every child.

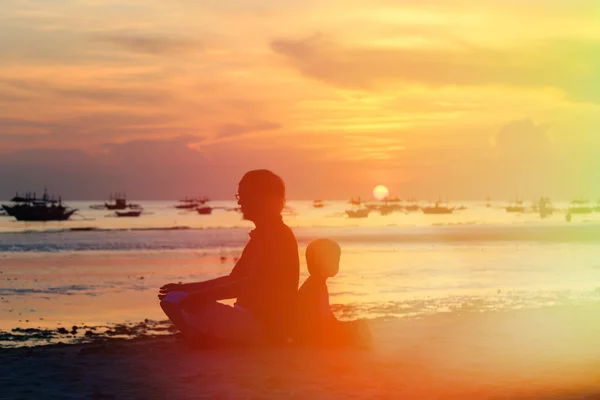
left=294, top=238, right=372, bottom=348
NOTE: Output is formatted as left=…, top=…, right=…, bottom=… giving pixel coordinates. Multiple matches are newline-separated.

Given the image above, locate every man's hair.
left=306, top=238, right=340, bottom=278
left=239, top=169, right=286, bottom=211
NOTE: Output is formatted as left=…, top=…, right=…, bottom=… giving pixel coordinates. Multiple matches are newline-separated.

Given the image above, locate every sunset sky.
left=1, top=0, right=599, bottom=200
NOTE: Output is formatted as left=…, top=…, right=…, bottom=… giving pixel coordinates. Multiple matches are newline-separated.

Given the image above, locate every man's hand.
left=158, top=283, right=183, bottom=300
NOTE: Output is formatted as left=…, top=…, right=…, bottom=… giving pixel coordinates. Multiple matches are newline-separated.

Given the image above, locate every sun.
left=373, top=185, right=389, bottom=201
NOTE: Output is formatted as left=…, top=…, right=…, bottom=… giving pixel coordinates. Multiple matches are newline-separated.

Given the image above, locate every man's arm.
left=179, top=276, right=231, bottom=293
left=180, top=273, right=253, bottom=310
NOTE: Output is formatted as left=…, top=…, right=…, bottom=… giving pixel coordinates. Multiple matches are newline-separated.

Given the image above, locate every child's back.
left=294, top=239, right=372, bottom=348
left=295, top=275, right=335, bottom=343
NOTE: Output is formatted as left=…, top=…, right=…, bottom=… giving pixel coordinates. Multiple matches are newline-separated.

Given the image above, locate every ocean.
left=1, top=200, right=599, bottom=347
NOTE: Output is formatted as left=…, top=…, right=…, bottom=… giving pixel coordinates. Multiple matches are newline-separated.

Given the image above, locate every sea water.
left=1, top=200, right=599, bottom=346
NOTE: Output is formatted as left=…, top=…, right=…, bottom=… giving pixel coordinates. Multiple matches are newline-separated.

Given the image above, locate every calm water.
left=1, top=200, right=600, bottom=346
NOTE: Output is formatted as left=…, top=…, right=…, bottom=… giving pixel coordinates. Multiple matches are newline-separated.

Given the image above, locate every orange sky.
left=0, top=0, right=599, bottom=200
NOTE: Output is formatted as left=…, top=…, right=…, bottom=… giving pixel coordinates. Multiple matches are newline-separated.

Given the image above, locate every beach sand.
left=2, top=304, right=599, bottom=400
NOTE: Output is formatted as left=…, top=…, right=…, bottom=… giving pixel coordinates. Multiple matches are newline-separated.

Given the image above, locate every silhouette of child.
left=295, top=238, right=372, bottom=348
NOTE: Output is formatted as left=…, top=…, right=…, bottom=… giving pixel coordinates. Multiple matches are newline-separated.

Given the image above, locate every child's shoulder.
left=298, top=276, right=327, bottom=295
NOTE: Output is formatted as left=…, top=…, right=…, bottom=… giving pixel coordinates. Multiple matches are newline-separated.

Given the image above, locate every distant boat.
left=485, top=196, right=492, bottom=208
left=403, top=198, right=420, bottom=212
left=2, top=190, right=77, bottom=221
left=568, top=198, right=592, bottom=214
left=535, top=197, right=554, bottom=218
left=345, top=208, right=369, bottom=218
left=422, top=201, right=454, bottom=215
left=197, top=206, right=213, bottom=215
left=312, top=200, right=325, bottom=208
left=570, top=197, right=589, bottom=205
left=116, top=210, right=142, bottom=217
left=179, top=196, right=209, bottom=204
left=378, top=205, right=395, bottom=216
left=175, top=203, right=198, bottom=210
left=348, top=197, right=362, bottom=206
left=568, top=206, right=593, bottom=214
left=386, top=196, right=401, bottom=203
left=506, top=197, right=525, bottom=213
left=176, top=196, right=209, bottom=209
left=103, top=193, right=141, bottom=210
left=404, top=204, right=420, bottom=212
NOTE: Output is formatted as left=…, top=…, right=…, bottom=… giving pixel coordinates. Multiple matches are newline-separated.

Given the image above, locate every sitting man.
left=158, top=169, right=299, bottom=347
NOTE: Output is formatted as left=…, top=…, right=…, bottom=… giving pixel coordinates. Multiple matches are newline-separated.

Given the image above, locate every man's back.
left=231, top=219, right=299, bottom=342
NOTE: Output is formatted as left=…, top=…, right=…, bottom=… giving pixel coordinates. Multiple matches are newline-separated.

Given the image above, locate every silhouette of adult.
left=159, top=170, right=299, bottom=346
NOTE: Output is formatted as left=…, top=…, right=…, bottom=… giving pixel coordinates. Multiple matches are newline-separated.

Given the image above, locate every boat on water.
left=176, top=196, right=209, bottom=209
left=506, top=205, right=525, bottom=213
left=197, top=206, right=213, bottom=215
left=348, top=197, right=362, bottom=206
left=2, top=190, right=77, bottom=221
left=312, top=200, right=325, bottom=208
left=345, top=208, right=369, bottom=218
left=403, top=198, right=420, bottom=212
left=116, top=210, right=142, bottom=217
left=568, top=198, right=593, bottom=214
left=378, top=205, right=396, bottom=216
left=506, top=197, right=525, bottom=213
left=533, top=197, right=554, bottom=218
left=104, top=193, right=141, bottom=210
left=404, top=204, right=420, bottom=212
left=422, top=201, right=454, bottom=215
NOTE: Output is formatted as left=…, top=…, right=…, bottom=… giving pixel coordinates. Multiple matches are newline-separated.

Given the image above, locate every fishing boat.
left=312, top=200, right=325, bottom=208
left=2, top=190, right=77, bottom=221
left=404, top=198, right=420, bottom=212
left=348, top=197, right=362, bottom=206
left=378, top=204, right=395, bottom=216
left=176, top=196, right=209, bottom=209
left=345, top=208, right=369, bottom=218
left=568, top=198, right=593, bottom=214
left=535, top=197, right=554, bottom=218
left=197, top=206, right=213, bottom=215
left=116, top=210, right=142, bottom=217
left=385, top=196, right=402, bottom=203
left=104, top=193, right=140, bottom=210
left=506, top=197, right=525, bottom=213
left=422, top=201, right=454, bottom=215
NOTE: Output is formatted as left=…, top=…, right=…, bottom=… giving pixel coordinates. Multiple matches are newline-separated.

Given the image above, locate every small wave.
left=0, top=285, right=98, bottom=296
left=0, top=224, right=599, bottom=253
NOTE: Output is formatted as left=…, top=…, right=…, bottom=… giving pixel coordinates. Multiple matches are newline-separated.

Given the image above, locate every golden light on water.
left=372, top=185, right=389, bottom=200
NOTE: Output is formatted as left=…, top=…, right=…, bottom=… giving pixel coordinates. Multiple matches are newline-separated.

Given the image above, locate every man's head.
left=237, top=169, right=286, bottom=222
left=305, top=238, right=340, bottom=279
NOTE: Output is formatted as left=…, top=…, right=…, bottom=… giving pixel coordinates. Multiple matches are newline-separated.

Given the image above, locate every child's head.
left=305, top=238, right=341, bottom=279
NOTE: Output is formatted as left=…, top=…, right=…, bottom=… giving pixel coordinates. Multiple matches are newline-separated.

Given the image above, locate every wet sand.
left=2, top=304, right=599, bottom=400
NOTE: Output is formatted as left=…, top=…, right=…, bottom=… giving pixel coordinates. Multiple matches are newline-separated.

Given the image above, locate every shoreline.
left=2, top=304, right=600, bottom=399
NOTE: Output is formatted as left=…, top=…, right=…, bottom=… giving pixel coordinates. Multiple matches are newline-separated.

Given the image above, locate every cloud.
left=0, top=137, right=356, bottom=200
left=94, top=33, right=202, bottom=55
left=487, top=119, right=556, bottom=195
left=0, top=112, right=183, bottom=149
left=217, top=121, right=281, bottom=139
left=0, top=77, right=172, bottom=106
left=492, top=119, right=551, bottom=156
left=271, top=35, right=600, bottom=102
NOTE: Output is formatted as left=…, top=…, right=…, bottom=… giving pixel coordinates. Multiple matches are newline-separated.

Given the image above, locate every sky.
left=0, top=0, right=599, bottom=200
